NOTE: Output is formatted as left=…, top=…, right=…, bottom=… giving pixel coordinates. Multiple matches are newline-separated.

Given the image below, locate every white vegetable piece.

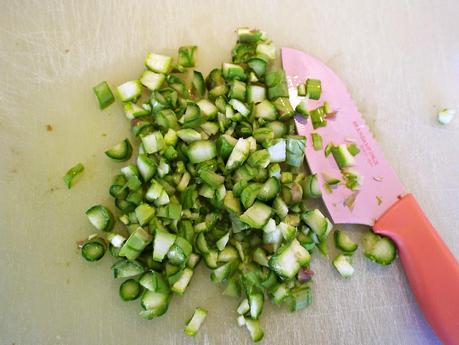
left=437, top=108, right=456, bottom=125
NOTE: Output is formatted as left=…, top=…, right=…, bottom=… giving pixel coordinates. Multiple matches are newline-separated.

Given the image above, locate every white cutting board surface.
left=1, top=1, right=458, bottom=344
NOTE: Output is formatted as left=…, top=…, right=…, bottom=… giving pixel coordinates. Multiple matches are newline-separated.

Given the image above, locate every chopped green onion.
left=63, top=163, right=84, bottom=189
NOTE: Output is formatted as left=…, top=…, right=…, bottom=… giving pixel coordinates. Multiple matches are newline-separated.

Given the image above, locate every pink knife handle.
left=373, top=193, right=459, bottom=345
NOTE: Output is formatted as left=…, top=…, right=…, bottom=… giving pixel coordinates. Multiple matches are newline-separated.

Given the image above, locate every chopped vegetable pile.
left=73, top=28, right=397, bottom=342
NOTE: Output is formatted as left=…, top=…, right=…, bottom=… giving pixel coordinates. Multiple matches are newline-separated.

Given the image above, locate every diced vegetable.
left=119, top=279, right=141, bottom=301
left=437, top=108, right=455, bottom=125
left=63, top=163, right=84, bottom=189
left=240, top=202, right=272, bottom=229
left=306, top=79, right=322, bottom=100
left=268, top=239, right=310, bottom=279
left=178, top=46, right=197, bottom=67
left=145, top=53, right=173, bottom=74
left=78, top=27, right=387, bottom=344
left=117, top=80, right=141, bottom=102
left=184, top=307, right=208, bottom=336
left=186, top=140, right=217, bottom=163
left=334, top=230, right=358, bottom=253
left=93, top=81, right=114, bottom=109
left=81, top=237, right=106, bottom=262
left=362, top=231, right=397, bottom=265
left=285, top=135, right=306, bottom=167
left=105, top=138, right=132, bottom=161
left=153, top=229, right=176, bottom=262
left=86, top=205, right=114, bottom=232
left=267, top=139, right=286, bottom=163
left=332, top=144, right=356, bottom=168
left=311, top=133, right=323, bottom=151
left=332, top=254, right=354, bottom=278
left=112, top=259, right=145, bottom=278
left=226, top=138, right=250, bottom=170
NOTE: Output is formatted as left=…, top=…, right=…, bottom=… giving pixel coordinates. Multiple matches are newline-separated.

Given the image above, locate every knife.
left=282, top=47, right=459, bottom=345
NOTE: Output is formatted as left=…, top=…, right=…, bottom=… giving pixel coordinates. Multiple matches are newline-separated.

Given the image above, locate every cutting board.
left=1, top=1, right=458, bottom=344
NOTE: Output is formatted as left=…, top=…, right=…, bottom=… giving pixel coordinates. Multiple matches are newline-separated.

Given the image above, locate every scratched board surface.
left=1, top=1, right=458, bottom=345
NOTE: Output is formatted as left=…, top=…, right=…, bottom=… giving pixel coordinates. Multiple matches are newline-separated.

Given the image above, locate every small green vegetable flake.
left=311, top=133, right=323, bottom=151
left=63, top=163, right=85, bottom=189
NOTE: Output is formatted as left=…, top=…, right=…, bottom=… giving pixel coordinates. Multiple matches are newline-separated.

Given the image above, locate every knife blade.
left=281, top=47, right=459, bottom=345
left=281, top=47, right=404, bottom=226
